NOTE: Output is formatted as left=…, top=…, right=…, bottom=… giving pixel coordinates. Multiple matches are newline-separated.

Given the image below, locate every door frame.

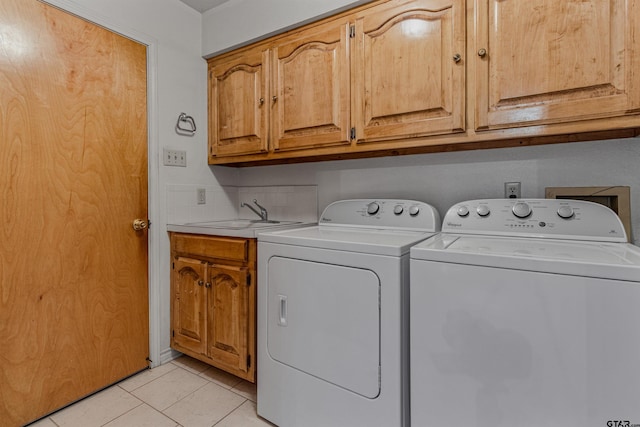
left=40, top=0, right=162, bottom=367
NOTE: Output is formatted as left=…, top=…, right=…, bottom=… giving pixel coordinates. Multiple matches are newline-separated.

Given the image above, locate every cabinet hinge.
left=247, top=274, right=251, bottom=286
left=247, top=355, right=252, bottom=368
left=350, top=127, right=356, bottom=140
left=349, top=25, right=356, bottom=38
left=172, top=262, right=175, bottom=270
left=172, top=330, right=175, bottom=337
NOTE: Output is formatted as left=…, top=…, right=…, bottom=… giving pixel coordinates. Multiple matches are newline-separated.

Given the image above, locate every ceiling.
left=179, top=0, right=231, bottom=13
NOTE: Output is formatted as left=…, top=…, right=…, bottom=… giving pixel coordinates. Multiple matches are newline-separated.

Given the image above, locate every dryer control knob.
left=476, top=205, right=491, bottom=217
left=393, top=205, right=404, bottom=215
left=409, top=205, right=420, bottom=216
left=367, top=202, right=380, bottom=215
left=512, top=201, right=532, bottom=218
left=456, top=205, right=470, bottom=217
left=557, top=205, right=575, bottom=219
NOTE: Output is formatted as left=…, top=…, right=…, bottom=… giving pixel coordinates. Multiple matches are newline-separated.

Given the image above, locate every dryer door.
left=267, top=256, right=381, bottom=398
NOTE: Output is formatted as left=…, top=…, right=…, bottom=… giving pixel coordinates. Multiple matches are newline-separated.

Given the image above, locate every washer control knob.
left=557, top=205, right=575, bottom=219
left=393, top=205, right=404, bottom=215
left=512, top=201, right=532, bottom=218
left=476, top=205, right=491, bottom=217
left=367, top=202, right=380, bottom=215
left=456, top=205, right=469, bottom=217
left=409, top=205, right=420, bottom=217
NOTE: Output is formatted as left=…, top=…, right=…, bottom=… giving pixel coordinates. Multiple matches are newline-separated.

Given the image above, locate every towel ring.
left=176, top=112, right=196, bottom=135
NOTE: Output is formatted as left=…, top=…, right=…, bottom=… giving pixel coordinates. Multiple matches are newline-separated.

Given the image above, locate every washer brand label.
left=321, top=217, right=332, bottom=222
left=446, top=222, right=463, bottom=228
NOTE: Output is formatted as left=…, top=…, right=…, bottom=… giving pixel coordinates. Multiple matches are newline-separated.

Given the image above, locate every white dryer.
left=410, top=199, right=640, bottom=427
left=257, top=199, right=441, bottom=427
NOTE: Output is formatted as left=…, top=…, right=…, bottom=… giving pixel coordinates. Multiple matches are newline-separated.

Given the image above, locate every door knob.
left=132, top=219, right=148, bottom=231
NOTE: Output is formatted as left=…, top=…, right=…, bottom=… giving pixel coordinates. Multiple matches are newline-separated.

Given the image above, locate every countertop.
left=167, top=219, right=313, bottom=239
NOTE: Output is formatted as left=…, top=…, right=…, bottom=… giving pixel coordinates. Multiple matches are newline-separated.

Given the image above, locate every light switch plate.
left=163, top=148, right=187, bottom=167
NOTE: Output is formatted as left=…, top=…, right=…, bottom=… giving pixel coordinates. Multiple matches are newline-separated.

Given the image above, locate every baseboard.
left=159, top=348, right=182, bottom=365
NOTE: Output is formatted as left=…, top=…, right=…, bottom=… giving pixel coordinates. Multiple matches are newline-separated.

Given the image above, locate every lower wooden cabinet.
left=170, top=233, right=256, bottom=382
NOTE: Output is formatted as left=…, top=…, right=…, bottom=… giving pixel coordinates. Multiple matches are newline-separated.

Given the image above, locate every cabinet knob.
left=272, top=95, right=278, bottom=102
left=205, top=282, right=212, bottom=288
left=198, top=280, right=204, bottom=287
left=477, top=48, right=487, bottom=58
left=453, top=53, right=462, bottom=63
left=259, top=97, right=264, bottom=106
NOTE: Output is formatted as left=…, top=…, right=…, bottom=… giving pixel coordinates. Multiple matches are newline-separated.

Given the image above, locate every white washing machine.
left=257, top=199, right=441, bottom=427
left=410, top=199, right=640, bottom=427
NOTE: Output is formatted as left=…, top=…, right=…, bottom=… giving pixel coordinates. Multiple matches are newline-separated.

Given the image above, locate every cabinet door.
left=209, top=49, right=269, bottom=157
left=172, top=257, right=207, bottom=355
left=207, top=264, right=251, bottom=375
left=271, top=22, right=351, bottom=151
left=475, top=0, right=640, bottom=130
left=352, top=0, right=466, bottom=143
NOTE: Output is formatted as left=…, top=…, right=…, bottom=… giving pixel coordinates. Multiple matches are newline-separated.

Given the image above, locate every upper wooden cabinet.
left=352, top=0, right=465, bottom=143
left=209, top=49, right=268, bottom=157
left=207, top=0, right=640, bottom=166
left=271, top=21, right=351, bottom=151
left=474, top=0, right=640, bottom=130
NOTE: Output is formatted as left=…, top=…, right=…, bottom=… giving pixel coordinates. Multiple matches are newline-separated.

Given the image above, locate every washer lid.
left=259, top=225, right=437, bottom=256
left=411, top=234, right=640, bottom=281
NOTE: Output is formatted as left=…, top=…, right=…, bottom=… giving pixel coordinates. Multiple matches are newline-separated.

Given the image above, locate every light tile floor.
left=28, top=356, right=275, bottom=427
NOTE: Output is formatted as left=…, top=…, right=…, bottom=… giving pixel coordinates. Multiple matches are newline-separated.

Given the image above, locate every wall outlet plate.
left=505, top=182, right=521, bottom=199
left=163, top=148, right=186, bottom=167
left=197, top=188, right=206, bottom=205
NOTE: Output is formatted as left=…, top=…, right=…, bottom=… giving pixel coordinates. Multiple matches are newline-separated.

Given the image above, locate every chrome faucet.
left=241, top=199, right=268, bottom=222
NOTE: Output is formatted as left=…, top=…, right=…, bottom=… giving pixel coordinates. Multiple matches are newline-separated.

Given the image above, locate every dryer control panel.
left=443, top=199, right=627, bottom=242
left=320, top=199, right=441, bottom=232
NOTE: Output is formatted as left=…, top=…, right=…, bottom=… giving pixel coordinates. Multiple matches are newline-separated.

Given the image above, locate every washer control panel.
left=443, top=199, right=627, bottom=242
left=320, top=199, right=441, bottom=232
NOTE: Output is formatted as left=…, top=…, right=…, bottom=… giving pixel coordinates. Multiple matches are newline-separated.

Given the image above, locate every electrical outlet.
left=197, top=188, right=206, bottom=205
left=163, top=148, right=187, bottom=167
left=505, top=182, right=521, bottom=199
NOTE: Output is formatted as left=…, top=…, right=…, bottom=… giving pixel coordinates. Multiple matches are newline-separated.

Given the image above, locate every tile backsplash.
left=166, top=185, right=318, bottom=224
left=238, top=186, right=318, bottom=223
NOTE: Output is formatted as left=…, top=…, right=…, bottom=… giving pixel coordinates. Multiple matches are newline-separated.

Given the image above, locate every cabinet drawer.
left=171, top=233, right=249, bottom=262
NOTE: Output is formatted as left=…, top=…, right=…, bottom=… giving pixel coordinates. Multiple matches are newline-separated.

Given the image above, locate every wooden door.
left=0, top=1, right=149, bottom=425
left=172, top=258, right=207, bottom=356
left=207, top=264, right=251, bottom=378
left=270, top=21, right=351, bottom=151
left=209, top=49, right=269, bottom=157
left=352, top=0, right=466, bottom=144
left=474, top=0, right=640, bottom=130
